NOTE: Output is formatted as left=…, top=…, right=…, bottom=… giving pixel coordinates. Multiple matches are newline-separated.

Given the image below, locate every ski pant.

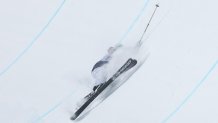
left=91, top=65, right=108, bottom=86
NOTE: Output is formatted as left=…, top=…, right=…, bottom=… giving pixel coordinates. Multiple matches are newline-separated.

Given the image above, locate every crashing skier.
left=72, top=47, right=138, bottom=120
left=71, top=4, right=160, bottom=120
left=91, top=44, right=122, bottom=92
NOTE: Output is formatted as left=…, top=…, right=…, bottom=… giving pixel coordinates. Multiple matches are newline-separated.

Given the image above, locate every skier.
left=72, top=4, right=159, bottom=120
left=91, top=44, right=122, bottom=92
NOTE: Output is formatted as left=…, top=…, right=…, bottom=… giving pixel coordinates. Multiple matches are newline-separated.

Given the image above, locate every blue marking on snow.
left=161, top=60, right=218, bottom=123
left=32, top=102, right=63, bottom=123
left=31, top=91, right=76, bottom=123
left=0, top=0, right=66, bottom=78
left=118, top=0, right=150, bottom=44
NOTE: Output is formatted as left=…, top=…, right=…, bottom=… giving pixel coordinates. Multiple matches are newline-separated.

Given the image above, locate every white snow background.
left=0, top=0, right=218, bottom=123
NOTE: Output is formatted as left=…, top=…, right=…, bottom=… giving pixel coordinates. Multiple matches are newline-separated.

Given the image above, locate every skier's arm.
left=102, top=53, right=112, bottom=61
left=114, top=43, right=122, bottom=50
left=107, top=43, right=122, bottom=56
left=101, top=44, right=122, bottom=61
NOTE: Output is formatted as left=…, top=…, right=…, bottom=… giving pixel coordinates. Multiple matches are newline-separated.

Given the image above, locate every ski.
left=71, top=58, right=137, bottom=120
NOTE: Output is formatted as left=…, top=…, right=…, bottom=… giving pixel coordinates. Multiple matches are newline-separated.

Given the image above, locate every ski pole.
left=138, top=4, right=159, bottom=45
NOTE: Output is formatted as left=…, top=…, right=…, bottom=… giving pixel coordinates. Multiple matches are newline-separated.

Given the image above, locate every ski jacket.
left=91, top=54, right=111, bottom=71
left=91, top=44, right=122, bottom=72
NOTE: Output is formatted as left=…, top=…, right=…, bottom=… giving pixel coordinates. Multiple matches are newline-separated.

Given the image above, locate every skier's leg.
left=91, top=66, right=107, bottom=91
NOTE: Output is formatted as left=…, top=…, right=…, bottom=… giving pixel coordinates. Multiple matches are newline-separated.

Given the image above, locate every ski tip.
left=70, top=114, right=77, bottom=120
